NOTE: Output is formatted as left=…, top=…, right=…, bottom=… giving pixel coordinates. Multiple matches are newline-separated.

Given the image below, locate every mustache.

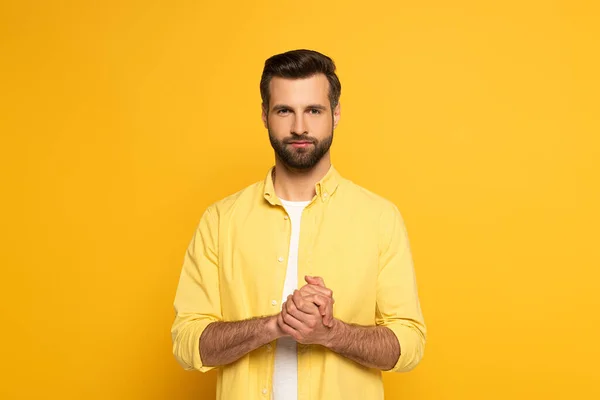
left=283, top=136, right=317, bottom=144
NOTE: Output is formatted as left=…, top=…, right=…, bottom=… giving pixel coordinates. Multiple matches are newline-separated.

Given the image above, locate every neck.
left=273, top=154, right=331, bottom=202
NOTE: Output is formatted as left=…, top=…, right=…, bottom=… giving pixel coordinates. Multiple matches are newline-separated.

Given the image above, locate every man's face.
left=262, top=74, right=341, bottom=170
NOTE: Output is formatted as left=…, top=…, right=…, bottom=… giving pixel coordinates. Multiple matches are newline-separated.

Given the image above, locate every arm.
left=171, top=207, right=287, bottom=371
left=374, top=204, right=426, bottom=372
left=283, top=281, right=401, bottom=371
left=322, top=320, right=400, bottom=371
left=199, top=315, right=283, bottom=367
left=279, top=290, right=398, bottom=370
left=283, top=204, right=426, bottom=372
left=171, top=208, right=222, bottom=372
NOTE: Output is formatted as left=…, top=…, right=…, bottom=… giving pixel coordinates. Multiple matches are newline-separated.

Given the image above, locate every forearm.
left=323, top=319, right=400, bottom=371
left=199, top=315, right=279, bottom=367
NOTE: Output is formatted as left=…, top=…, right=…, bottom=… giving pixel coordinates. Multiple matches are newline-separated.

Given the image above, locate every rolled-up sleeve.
left=376, top=204, right=427, bottom=373
left=171, top=207, right=221, bottom=372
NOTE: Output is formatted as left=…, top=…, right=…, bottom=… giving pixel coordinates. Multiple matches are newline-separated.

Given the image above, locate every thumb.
left=305, top=275, right=325, bottom=287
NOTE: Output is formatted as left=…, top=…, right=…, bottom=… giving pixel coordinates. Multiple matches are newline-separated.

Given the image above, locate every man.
left=171, top=49, right=426, bottom=400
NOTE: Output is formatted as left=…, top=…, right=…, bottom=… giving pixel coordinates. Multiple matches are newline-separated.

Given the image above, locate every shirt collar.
left=263, top=164, right=341, bottom=206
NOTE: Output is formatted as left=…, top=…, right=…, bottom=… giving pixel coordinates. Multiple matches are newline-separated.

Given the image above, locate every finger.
left=292, top=290, right=319, bottom=315
left=284, top=299, right=321, bottom=336
left=299, top=284, right=333, bottom=299
left=298, top=287, right=336, bottom=311
left=287, top=293, right=317, bottom=319
left=287, top=301, right=320, bottom=331
left=282, top=300, right=307, bottom=331
left=301, top=294, right=329, bottom=315
left=285, top=297, right=310, bottom=322
left=314, top=294, right=334, bottom=328
left=279, top=313, right=301, bottom=340
left=302, top=294, right=334, bottom=327
left=298, top=285, right=324, bottom=296
left=278, top=309, right=304, bottom=336
left=277, top=310, right=286, bottom=330
left=305, top=275, right=326, bottom=288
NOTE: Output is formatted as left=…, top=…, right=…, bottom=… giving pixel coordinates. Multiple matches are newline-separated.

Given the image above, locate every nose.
left=291, top=113, right=308, bottom=136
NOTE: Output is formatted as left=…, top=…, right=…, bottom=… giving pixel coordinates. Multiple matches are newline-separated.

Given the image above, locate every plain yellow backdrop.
left=1, top=1, right=599, bottom=399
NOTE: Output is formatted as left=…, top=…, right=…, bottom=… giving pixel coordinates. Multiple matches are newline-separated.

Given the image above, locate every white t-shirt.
left=272, top=198, right=310, bottom=400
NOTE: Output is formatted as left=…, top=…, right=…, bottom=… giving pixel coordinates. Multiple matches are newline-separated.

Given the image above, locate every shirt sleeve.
left=171, top=207, right=222, bottom=372
left=376, top=203, right=427, bottom=373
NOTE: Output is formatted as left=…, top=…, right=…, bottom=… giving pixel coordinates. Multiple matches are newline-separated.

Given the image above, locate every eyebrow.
left=271, top=104, right=329, bottom=112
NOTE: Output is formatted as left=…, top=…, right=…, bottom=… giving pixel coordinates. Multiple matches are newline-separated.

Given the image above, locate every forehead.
left=268, top=74, right=329, bottom=106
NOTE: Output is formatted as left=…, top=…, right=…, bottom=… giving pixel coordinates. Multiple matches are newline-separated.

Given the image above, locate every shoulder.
left=338, top=177, right=401, bottom=217
left=204, top=179, right=265, bottom=218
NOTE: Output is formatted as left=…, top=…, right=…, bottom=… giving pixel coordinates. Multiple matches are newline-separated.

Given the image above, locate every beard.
left=268, top=128, right=334, bottom=170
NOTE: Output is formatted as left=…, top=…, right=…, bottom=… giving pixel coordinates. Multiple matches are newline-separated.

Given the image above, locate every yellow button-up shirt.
left=171, top=165, right=426, bottom=400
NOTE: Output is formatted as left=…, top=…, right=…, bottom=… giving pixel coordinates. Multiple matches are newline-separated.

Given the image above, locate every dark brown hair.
left=260, top=49, right=341, bottom=112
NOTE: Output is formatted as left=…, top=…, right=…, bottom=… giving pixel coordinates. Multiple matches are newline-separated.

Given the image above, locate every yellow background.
left=1, top=1, right=599, bottom=398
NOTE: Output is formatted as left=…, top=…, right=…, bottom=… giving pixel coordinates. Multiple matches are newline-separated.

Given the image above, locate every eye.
left=277, top=109, right=290, bottom=115
left=308, top=108, right=321, bottom=115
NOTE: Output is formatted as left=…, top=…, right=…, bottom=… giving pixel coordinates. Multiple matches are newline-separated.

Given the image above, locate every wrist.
left=265, top=315, right=282, bottom=341
left=322, top=318, right=344, bottom=349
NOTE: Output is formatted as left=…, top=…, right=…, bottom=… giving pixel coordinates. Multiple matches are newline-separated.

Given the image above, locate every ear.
left=261, top=104, right=268, bottom=129
left=333, top=102, right=341, bottom=129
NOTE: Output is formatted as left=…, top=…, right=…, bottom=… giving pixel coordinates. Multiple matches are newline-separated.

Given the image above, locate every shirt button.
left=323, top=192, right=328, bottom=198
left=284, top=215, right=289, bottom=220
left=278, top=256, right=284, bottom=263
left=271, top=300, right=277, bottom=306
left=266, top=343, right=272, bottom=351
left=262, top=388, right=268, bottom=395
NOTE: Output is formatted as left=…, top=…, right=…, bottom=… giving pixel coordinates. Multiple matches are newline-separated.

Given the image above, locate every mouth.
left=288, top=141, right=314, bottom=148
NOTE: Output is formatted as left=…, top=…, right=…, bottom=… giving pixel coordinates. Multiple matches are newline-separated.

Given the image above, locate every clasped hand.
left=276, top=275, right=336, bottom=345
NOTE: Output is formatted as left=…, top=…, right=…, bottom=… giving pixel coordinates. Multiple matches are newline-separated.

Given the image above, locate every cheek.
left=268, top=116, right=290, bottom=133
left=309, top=117, right=333, bottom=136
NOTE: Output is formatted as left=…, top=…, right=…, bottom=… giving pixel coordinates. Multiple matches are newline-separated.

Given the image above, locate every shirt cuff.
left=173, top=318, right=219, bottom=373
left=383, top=322, right=425, bottom=373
